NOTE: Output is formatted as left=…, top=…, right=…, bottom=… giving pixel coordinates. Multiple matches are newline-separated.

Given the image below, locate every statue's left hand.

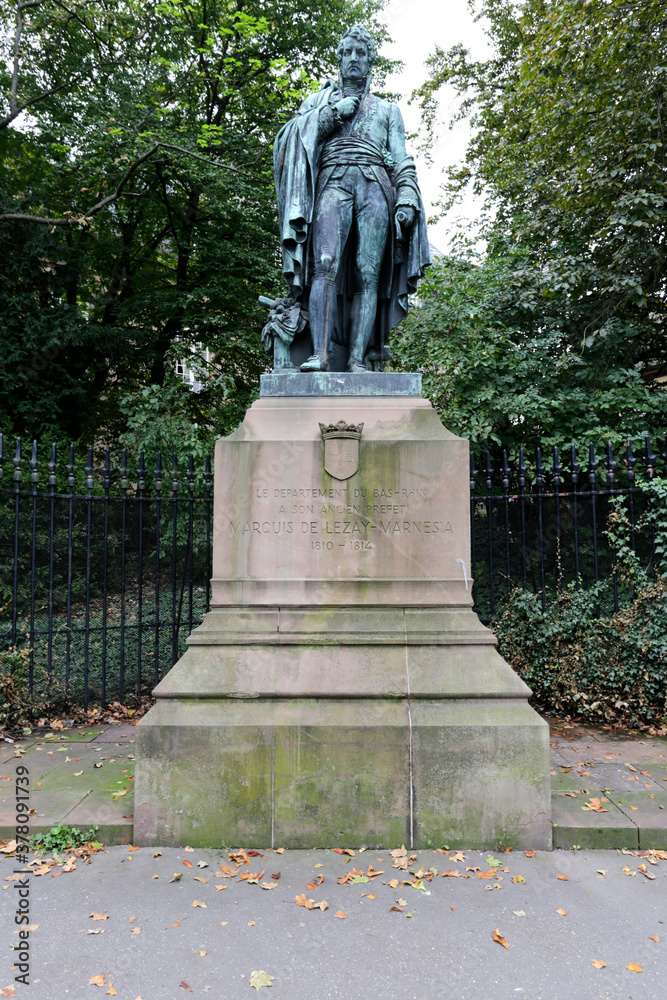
left=396, top=207, right=416, bottom=230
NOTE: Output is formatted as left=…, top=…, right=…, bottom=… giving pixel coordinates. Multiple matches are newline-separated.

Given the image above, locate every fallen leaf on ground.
left=153, top=851, right=162, bottom=858
left=556, top=908, right=567, bottom=916
left=192, top=900, right=206, bottom=908
left=248, top=921, right=255, bottom=926
left=131, top=928, right=140, bottom=935
left=591, top=959, right=607, bottom=970
left=441, top=869, right=460, bottom=878
left=179, top=983, right=192, bottom=992
left=513, top=910, right=526, bottom=917
left=193, top=877, right=207, bottom=884
left=89, top=913, right=108, bottom=921
left=306, top=875, right=324, bottom=889
left=106, top=986, right=117, bottom=995
left=334, top=910, right=346, bottom=919
left=169, top=874, right=183, bottom=883
left=249, top=970, right=275, bottom=990
left=15, top=924, right=38, bottom=933
left=388, top=879, right=399, bottom=888
left=582, top=798, right=608, bottom=813
left=182, top=860, right=193, bottom=868
left=197, top=861, right=208, bottom=868
left=184, top=846, right=195, bottom=853
left=260, top=882, right=278, bottom=890
left=511, top=875, right=526, bottom=884
left=626, top=764, right=638, bottom=772
left=524, top=850, right=536, bottom=858
left=389, top=905, right=404, bottom=912
left=627, top=963, right=643, bottom=973
left=492, top=927, right=509, bottom=950
left=166, top=919, right=183, bottom=929
left=556, top=874, right=569, bottom=881
left=112, top=790, right=127, bottom=801
left=73, top=771, right=83, bottom=776
left=270, top=872, right=280, bottom=880
left=0, top=987, right=16, bottom=997
left=649, top=935, right=660, bottom=942
left=476, top=870, right=497, bottom=880
left=88, top=974, right=108, bottom=987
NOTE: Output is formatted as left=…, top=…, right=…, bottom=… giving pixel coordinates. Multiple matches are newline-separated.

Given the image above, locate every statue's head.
left=337, top=24, right=376, bottom=81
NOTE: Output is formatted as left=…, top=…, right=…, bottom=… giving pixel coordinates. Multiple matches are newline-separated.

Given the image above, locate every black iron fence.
left=470, top=438, right=666, bottom=622
left=1, top=434, right=665, bottom=707
left=0, top=439, right=213, bottom=708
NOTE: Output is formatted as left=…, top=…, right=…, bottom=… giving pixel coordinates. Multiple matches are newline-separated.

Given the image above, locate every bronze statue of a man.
left=272, top=24, right=430, bottom=373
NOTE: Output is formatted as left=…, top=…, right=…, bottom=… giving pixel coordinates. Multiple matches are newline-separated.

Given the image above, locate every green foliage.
left=494, top=478, right=667, bottom=724
left=397, top=0, right=667, bottom=451
left=392, top=254, right=666, bottom=451
left=0, top=643, right=69, bottom=727
left=31, top=822, right=100, bottom=854
left=0, top=0, right=393, bottom=443
left=495, top=580, right=667, bottom=725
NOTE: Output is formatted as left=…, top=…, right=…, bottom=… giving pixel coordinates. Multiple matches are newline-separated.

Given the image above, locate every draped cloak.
left=273, top=82, right=431, bottom=361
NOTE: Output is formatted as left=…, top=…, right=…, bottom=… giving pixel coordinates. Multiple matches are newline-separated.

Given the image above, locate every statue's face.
left=339, top=36, right=371, bottom=81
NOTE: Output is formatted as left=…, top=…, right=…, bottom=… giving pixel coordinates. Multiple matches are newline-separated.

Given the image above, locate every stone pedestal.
left=134, top=378, right=551, bottom=849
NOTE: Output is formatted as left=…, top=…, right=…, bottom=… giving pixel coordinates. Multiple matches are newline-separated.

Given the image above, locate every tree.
left=0, top=0, right=393, bottom=445
left=394, top=0, right=667, bottom=454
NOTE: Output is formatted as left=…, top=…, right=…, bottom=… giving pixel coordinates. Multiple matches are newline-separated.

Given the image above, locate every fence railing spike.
left=485, top=449, right=494, bottom=490
left=501, top=449, right=510, bottom=490
left=47, top=443, right=57, bottom=491
left=606, top=441, right=616, bottom=486
left=535, top=446, right=544, bottom=489
left=0, top=432, right=3, bottom=482
left=29, top=440, right=39, bottom=487
left=171, top=452, right=179, bottom=493
left=570, top=443, right=580, bottom=484
left=186, top=454, right=195, bottom=492
left=204, top=453, right=213, bottom=493
left=645, top=435, right=656, bottom=480
left=13, top=437, right=22, bottom=487
left=102, top=448, right=113, bottom=491
left=66, top=444, right=75, bottom=491
left=469, top=451, right=477, bottom=492
left=137, top=450, right=146, bottom=493
left=85, top=447, right=94, bottom=494
left=518, top=446, right=526, bottom=488
left=154, top=451, right=163, bottom=493
left=626, top=439, right=636, bottom=483
left=553, top=446, right=561, bottom=488
left=119, top=448, right=129, bottom=491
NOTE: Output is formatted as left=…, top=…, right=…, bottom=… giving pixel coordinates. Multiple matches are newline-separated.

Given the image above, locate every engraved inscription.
left=229, top=481, right=455, bottom=545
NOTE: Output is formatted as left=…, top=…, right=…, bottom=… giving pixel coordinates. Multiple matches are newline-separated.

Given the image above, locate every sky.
left=380, top=0, right=493, bottom=252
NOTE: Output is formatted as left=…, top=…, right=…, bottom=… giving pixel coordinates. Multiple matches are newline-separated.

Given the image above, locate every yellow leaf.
left=627, top=963, right=643, bottom=973
left=556, top=908, right=567, bottom=916
left=334, top=911, right=346, bottom=919
left=192, top=900, right=207, bottom=908
left=89, top=913, right=108, bottom=921
left=73, top=771, right=83, bottom=776
left=112, top=790, right=128, bottom=801
left=591, top=959, right=607, bottom=970
left=88, top=974, right=107, bottom=987
left=649, top=935, right=660, bottom=942
left=131, top=927, right=140, bottom=935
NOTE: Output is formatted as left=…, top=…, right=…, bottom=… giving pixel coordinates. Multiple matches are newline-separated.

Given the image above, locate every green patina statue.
left=265, top=23, right=430, bottom=373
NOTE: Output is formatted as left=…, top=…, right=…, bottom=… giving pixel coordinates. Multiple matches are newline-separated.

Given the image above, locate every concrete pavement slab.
left=2, top=846, right=665, bottom=1000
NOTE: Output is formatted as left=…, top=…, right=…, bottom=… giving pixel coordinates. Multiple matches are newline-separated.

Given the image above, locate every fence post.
left=101, top=448, right=112, bottom=706
left=65, top=445, right=75, bottom=693
left=119, top=449, right=129, bottom=702
left=154, top=452, right=163, bottom=688
left=535, top=446, right=546, bottom=610
left=11, top=438, right=22, bottom=647
left=469, top=452, right=477, bottom=612
left=28, top=441, right=39, bottom=692
left=205, top=454, right=213, bottom=614
left=136, top=451, right=146, bottom=703
left=570, top=444, right=580, bottom=591
left=485, top=450, right=495, bottom=619
left=170, top=453, right=179, bottom=667
left=46, top=444, right=57, bottom=683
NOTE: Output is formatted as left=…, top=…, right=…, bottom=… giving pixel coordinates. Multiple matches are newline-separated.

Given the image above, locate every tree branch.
left=0, top=141, right=250, bottom=226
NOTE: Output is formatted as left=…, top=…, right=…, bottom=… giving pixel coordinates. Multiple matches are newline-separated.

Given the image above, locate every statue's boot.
left=347, top=288, right=378, bottom=372
left=301, top=277, right=334, bottom=372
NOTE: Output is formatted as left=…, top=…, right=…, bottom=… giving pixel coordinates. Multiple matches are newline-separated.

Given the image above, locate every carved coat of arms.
left=319, top=421, right=363, bottom=480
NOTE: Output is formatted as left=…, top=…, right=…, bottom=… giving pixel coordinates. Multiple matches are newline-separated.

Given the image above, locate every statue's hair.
left=336, top=24, right=376, bottom=67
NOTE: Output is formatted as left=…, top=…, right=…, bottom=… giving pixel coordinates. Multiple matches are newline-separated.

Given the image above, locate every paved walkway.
left=1, top=717, right=666, bottom=848
left=1, top=844, right=666, bottom=998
